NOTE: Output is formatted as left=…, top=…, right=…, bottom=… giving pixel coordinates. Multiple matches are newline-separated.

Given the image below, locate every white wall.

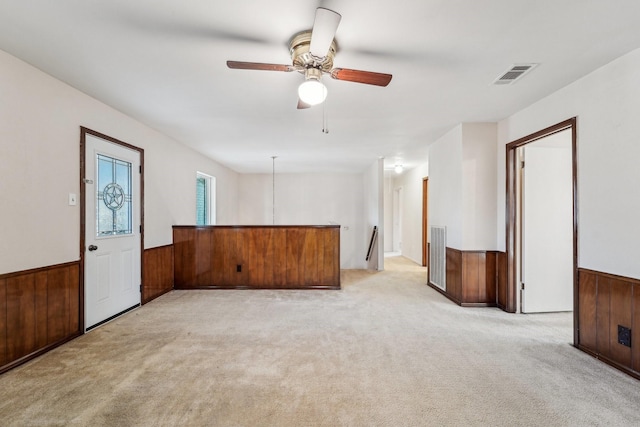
left=392, top=162, right=429, bottom=265
left=237, top=172, right=366, bottom=269
left=498, top=47, right=640, bottom=280
left=428, top=123, right=497, bottom=251
left=428, top=125, right=464, bottom=249
left=0, top=49, right=238, bottom=274
left=363, top=160, right=384, bottom=270
left=461, top=123, right=497, bottom=249
left=383, top=175, right=394, bottom=252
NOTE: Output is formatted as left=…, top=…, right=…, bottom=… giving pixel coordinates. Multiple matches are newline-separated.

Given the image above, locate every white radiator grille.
left=429, top=226, right=446, bottom=290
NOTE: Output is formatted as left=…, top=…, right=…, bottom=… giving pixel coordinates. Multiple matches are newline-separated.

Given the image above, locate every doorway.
left=80, top=128, right=144, bottom=331
left=506, top=118, right=577, bottom=339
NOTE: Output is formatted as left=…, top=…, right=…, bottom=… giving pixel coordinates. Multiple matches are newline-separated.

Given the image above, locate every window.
left=97, top=153, right=132, bottom=236
left=196, top=172, right=216, bottom=225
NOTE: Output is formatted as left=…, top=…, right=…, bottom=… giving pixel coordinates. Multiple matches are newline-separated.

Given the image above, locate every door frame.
left=79, top=127, right=145, bottom=331
left=422, top=178, right=428, bottom=267
left=505, top=117, right=577, bottom=340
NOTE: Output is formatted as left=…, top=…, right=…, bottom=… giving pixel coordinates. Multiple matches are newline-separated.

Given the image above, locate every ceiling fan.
left=227, top=7, right=393, bottom=109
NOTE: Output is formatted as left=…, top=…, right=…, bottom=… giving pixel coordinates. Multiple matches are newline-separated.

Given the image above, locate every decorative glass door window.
left=97, top=153, right=133, bottom=236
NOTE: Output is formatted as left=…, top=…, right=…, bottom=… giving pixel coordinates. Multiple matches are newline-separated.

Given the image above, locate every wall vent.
left=429, top=226, right=446, bottom=290
left=493, top=63, right=538, bottom=85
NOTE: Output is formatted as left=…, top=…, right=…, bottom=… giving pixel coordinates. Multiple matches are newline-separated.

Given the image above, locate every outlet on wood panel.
left=618, top=325, right=632, bottom=348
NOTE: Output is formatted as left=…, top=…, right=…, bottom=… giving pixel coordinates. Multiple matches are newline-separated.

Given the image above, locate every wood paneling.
left=445, top=248, right=462, bottom=304
left=6, top=274, right=37, bottom=361
left=577, top=268, right=640, bottom=380
left=0, top=262, right=81, bottom=374
left=485, top=252, right=497, bottom=304
left=0, top=279, right=6, bottom=367
left=609, top=278, right=632, bottom=367
left=68, top=264, right=80, bottom=336
left=47, top=266, right=70, bottom=344
left=142, top=245, right=174, bottom=304
left=435, top=248, right=500, bottom=307
left=497, top=252, right=507, bottom=310
left=173, top=228, right=196, bottom=288
left=633, top=286, right=640, bottom=373
left=577, top=270, right=597, bottom=351
left=173, top=225, right=340, bottom=289
left=323, top=228, right=340, bottom=287
left=596, top=277, right=611, bottom=359
left=34, top=271, right=48, bottom=349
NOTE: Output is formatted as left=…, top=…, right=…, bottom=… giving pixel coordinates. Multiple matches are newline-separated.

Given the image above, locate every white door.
left=521, top=131, right=573, bottom=313
left=85, top=134, right=141, bottom=330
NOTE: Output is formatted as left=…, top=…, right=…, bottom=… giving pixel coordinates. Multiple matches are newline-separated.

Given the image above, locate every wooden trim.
left=578, top=268, right=640, bottom=286
left=0, top=261, right=80, bottom=280
left=80, top=127, right=145, bottom=331
left=505, top=118, right=577, bottom=318
left=422, top=178, right=428, bottom=267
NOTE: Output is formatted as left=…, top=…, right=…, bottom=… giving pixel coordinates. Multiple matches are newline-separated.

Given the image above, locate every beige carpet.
left=1, top=256, right=639, bottom=426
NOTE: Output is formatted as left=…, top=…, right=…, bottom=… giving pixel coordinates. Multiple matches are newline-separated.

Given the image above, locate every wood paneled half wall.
left=0, top=262, right=81, bottom=374
left=173, top=225, right=340, bottom=290
left=142, top=245, right=174, bottom=304
left=428, top=248, right=505, bottom=307
left=577, top=268, right=640, bottom=380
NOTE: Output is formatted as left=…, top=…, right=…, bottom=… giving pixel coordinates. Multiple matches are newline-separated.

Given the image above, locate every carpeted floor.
left=1, top=256, right=639, bottom=426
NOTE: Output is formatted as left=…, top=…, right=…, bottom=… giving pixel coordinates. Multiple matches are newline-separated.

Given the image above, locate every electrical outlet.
left=618, top=325, right=632, bottom=348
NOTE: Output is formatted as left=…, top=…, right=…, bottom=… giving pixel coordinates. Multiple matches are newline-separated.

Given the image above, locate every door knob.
left=88, top=245, right=98, bottom=252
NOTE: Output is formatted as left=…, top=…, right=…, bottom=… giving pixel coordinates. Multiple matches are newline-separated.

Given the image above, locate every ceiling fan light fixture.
left=298, top=79, right=327, bottom=106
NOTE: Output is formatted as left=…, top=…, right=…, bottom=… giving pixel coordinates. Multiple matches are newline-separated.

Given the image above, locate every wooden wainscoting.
left=173, top=225, right=340, bottom=290
left=496, top=252, right=508, bottom=310
left=142, top=245, right=174, bottom=304
left=430, top=248, right=504, bottom=307
left=577, top=268, right=640, bottom=379
left=0, top=262, right=81, bottom=374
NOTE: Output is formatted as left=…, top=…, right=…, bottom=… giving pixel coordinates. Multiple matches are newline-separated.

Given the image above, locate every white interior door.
left=521, top=132, right=573, bottom=313
left=85, top=134, right=141, bottom=330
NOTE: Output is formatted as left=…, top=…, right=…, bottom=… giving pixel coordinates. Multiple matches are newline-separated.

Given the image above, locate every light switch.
left=69, top=193, right=77, bottom=206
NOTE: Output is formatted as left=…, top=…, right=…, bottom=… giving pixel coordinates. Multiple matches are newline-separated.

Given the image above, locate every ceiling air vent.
left=493, top=63, right=538, bottom=85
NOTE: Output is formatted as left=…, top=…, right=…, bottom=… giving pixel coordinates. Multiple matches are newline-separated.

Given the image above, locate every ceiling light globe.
left=298, top=80, right=327, bottom=106
left=394, top=165, right=403, bottom=174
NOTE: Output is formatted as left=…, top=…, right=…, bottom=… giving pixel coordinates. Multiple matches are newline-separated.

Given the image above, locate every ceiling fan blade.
left=297, top=98, right=311, bottom=109
left=330, top=68, right=393, bottom=87
left=227, top=61, right=297, bottom=72
left=309, top=8, right=341, bottom=58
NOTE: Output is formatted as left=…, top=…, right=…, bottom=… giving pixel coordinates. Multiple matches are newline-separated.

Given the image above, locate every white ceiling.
left=1, top=1, right=639, bottom=174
